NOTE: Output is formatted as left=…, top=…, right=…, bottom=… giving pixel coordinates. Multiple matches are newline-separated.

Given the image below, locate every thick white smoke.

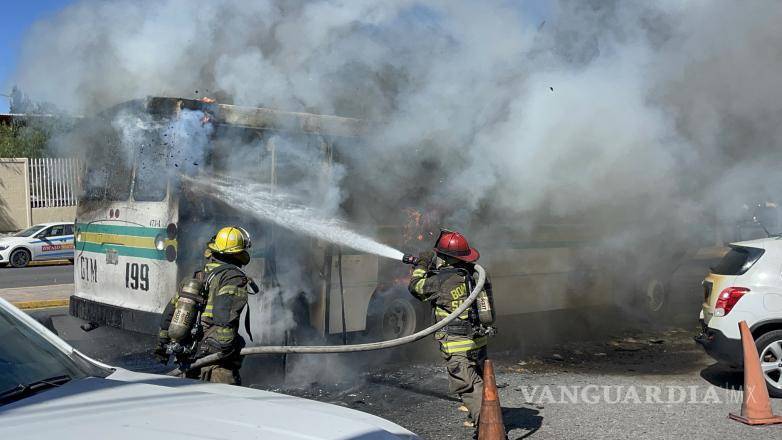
left=11, top=0, right=782, bottom=324
left=11, top=0, right=782, bottom=230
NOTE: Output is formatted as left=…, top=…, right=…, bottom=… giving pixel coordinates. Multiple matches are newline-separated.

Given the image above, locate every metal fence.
left=28, top=158, right=81, bottom=208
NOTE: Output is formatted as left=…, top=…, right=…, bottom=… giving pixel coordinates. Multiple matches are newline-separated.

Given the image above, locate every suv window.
left=63, top=225, right=74, bottom=235
left=712, top=246, right=765, bottom=276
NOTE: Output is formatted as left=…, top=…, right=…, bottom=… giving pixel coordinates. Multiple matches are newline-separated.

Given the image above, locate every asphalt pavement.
left=0, top=263, right=74, bottom=288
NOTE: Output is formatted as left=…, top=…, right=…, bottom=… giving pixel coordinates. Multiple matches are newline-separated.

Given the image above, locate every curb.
left=12, top=299, right=70, bottom=310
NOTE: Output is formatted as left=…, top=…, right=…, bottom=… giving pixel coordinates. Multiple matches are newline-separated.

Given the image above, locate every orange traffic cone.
left=478, top=359, right=507, bottom=440
left=729, top=320, right=782, bottom=425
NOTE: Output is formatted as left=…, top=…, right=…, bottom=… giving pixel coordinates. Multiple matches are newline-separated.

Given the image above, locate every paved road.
left=0, top=264, right=74, bottom=288
left=22, top=305, right=781, bottom=439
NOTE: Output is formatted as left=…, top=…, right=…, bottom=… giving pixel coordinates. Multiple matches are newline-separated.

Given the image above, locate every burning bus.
left=68, top=96, right=427, bottom=344
left=65, top=96, right=714, bottom=347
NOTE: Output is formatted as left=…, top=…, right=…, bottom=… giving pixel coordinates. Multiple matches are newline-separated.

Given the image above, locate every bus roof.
left=144, top=97, right=365, bottom=138
left=4, top=97, right=365, bottom=137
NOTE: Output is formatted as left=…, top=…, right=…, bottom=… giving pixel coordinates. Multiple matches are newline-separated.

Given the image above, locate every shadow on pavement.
left=367, top=374, right=459, bottom=403
left=503, top=406, right=543, bottom=439
left=700, top=361, right=743, bottom=390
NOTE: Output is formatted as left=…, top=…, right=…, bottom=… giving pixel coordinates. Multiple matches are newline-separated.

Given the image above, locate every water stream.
left=181, top=174, right=405, bottom=261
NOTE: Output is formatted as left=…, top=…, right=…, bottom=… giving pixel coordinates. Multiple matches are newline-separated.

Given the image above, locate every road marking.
left=0, top=283, right=74, bottom=308
left=12, top=299, right=70, bottom=310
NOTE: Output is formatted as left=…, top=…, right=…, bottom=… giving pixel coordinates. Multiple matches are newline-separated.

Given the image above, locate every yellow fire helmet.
left=207, top=226, right=251, bottom=255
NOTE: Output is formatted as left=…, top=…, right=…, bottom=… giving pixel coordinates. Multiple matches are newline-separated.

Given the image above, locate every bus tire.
left=9, top=248, right=31, bottom=268
left=640, top=277, right=669, bottom=320
left=366, top=287, right=426, bottom=341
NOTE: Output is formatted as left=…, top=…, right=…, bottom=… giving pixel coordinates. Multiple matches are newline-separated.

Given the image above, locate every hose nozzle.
left=402, top=253, right=419, bottom=265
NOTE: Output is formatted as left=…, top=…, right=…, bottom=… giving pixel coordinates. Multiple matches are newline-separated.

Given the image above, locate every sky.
left=0, top=0, right=74, bottom=113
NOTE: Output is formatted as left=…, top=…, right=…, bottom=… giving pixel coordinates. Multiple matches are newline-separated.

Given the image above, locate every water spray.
left=167, top=173, right=486, bottom=375
left=167, top=264, right=485, bottom=375
left=181, top=174, right=405, bottom=261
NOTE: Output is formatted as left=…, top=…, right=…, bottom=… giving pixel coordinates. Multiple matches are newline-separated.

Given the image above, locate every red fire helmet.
left=434, top=230, right=480, bottom=262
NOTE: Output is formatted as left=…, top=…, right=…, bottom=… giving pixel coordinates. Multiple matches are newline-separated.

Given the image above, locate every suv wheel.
left=9, top=248, right=31, bottom=268
left=756, top=330, right=782, bottom=398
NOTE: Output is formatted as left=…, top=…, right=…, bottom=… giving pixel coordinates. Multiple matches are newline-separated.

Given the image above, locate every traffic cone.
left=478, top=359, right=507, bottom=440
left=729, top=320, right=782, bottom=425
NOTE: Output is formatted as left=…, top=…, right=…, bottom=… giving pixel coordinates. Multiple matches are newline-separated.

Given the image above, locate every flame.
left=403, top=207, right=439, bottom=246
left=199, top=97, right=216, bottom=103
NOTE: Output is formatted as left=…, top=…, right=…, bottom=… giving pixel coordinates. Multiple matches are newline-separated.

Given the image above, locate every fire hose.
left=167, top=264, right=485, bottom=376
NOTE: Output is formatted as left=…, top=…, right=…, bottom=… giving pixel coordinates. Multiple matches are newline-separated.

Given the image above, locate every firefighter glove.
left=416, top=250, right=435, bottom=269
left=154, top=342, right=170, bottom=365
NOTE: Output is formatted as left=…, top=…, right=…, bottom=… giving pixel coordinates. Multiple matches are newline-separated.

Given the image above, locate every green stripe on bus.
left=76, top=241, right=167, bottom=260
left=76, top=223, right=165, bottom=238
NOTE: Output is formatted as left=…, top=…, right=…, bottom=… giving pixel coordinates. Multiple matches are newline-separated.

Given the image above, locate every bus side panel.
left=481, top=247, right=611, bottom=315
left=327, top=254, right=379, bottom=334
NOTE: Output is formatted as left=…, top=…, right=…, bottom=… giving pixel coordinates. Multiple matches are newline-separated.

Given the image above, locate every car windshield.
left=13, top=226, right=45, bottom=238
left=0, top=305, right=111, bottom=405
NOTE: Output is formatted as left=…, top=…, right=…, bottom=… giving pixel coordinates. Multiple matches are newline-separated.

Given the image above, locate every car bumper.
left=694, top=320, right=743, bottom=367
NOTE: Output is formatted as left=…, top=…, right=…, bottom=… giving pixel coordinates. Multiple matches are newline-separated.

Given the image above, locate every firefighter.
left=408, top=229, right=495, bottom=429
left=155, top=226, right=253, bottom=385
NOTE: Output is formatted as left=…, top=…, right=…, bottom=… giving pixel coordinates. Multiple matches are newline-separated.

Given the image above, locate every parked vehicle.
left=0, top=222, right=74, bottom=268
left=0, top=297, right=417, bottom=439
left=696, top=237, right=782, bottom=397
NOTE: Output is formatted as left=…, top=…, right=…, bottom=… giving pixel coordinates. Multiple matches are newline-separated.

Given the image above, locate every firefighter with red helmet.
left=408, top=229, right=496, bottom=429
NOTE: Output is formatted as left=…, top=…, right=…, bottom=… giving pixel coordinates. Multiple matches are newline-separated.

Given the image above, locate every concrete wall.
left=32, top=206, right=76, bottom=225
left=0, top=158, right=31, bottom=232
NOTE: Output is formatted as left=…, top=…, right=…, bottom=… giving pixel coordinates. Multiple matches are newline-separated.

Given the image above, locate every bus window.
left=83, top=164, right=132, bottom=201
left=133, top=141, right=168, bottom=202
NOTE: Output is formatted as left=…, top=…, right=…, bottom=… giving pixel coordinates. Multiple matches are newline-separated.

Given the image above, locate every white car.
left=0, top=222, right=75, bottom=268
left=0, top=297, right=417, bottom=439
left=696, top=237, right=782, bottom=397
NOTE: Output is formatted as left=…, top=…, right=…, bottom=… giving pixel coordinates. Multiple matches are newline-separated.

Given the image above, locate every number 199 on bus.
left=125, top=262, right=149, bottom=291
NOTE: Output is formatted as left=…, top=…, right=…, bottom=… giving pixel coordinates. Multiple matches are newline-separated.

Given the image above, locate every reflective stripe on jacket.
left=408, top=262, right=489, bottom=354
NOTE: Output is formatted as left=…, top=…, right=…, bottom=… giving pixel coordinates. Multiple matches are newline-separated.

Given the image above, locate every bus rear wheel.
left=367, top=288, right=425, bottom=341
left=9, top=249, right=31, bottom=268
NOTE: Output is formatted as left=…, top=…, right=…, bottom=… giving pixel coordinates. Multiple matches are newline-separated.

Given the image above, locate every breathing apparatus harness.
left=418, top=259, right=497, bottom=338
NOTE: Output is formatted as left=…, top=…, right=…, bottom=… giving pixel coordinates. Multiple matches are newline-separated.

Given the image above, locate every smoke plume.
left=10, top=1, right=782, bottom=355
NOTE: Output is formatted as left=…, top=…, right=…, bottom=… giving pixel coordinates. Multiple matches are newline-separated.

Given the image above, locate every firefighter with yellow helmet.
left=155, top=226, right=253, bottom=385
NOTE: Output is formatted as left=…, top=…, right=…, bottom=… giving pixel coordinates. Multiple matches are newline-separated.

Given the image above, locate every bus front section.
left=70, top=105, right=180, bottom=335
